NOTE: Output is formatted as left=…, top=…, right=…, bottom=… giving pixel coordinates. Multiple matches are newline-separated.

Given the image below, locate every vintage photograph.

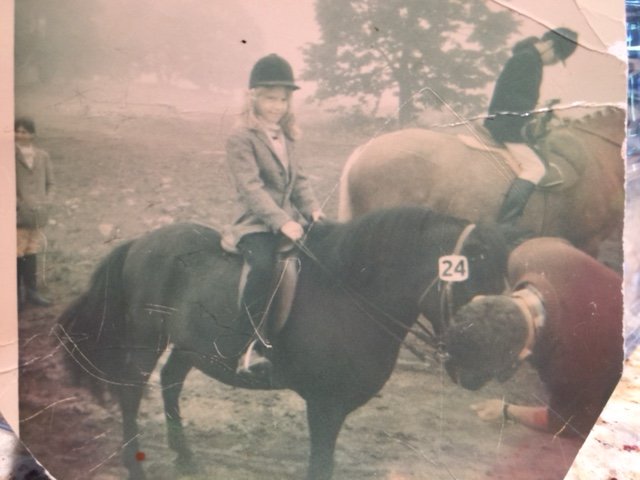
left=13, top=1, right=630, bottom=479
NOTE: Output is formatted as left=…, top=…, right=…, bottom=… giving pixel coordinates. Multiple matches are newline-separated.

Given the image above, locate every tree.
left=303, top=0, right=519, bottom=124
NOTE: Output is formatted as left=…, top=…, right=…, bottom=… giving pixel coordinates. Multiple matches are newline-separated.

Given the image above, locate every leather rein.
left=295, top=222, right=478, bottom=364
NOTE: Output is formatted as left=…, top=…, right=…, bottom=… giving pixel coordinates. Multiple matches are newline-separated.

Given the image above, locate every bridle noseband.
left=414, top=223, right=477, bottom=359
left=417, top=223, right=477, bottom=331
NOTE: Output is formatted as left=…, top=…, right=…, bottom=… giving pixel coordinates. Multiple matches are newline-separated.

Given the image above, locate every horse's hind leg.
left=160, top=348, right=196, bottom=473
left=115, top=347, right=163, bottom=480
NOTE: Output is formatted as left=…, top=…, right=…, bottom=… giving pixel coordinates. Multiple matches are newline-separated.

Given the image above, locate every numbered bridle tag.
left=438, top=255, right=469, bottom=282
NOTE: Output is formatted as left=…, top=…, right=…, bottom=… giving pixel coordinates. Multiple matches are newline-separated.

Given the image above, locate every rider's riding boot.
left=22, top=254, right=52, bottom=307
left=236, top=338, right=272, bottom=378
left=496, top=178, right=536, bottom=225
left=236, top=295, right=273, bottom=379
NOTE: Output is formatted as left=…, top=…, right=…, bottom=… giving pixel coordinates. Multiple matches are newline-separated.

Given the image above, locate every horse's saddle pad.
left=457, top=129, right=583, bottom=190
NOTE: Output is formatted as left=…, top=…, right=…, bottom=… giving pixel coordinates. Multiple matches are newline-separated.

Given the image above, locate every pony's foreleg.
left=160, top=348, right=196, bottom=474
left=305, top=397, right=347, bottom=480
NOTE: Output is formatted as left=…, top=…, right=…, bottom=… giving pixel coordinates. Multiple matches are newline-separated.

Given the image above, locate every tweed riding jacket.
left=223, top=126, right=320, bottom=248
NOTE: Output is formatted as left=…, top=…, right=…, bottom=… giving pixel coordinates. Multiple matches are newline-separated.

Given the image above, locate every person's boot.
left=23, top=254, right=52, bottom=307
left=17, top=256, right=26, bottom=310
left=236, top=339, right=272, bottom=378
left=235, top=300, right=273, bottom=379
left=496, top=178, right=536, bottom=225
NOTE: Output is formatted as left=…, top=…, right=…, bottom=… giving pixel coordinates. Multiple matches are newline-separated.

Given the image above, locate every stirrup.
left=538, top=164, right=564, bottom=188
left=236, top=340, right=272, bottom=377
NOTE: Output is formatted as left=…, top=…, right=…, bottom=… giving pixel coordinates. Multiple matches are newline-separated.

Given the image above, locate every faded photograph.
left=15, top=1, right=629, bottom=479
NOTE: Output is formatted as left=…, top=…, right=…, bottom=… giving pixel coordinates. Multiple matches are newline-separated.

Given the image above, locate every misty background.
left=15, top=0, right=626, bottom=126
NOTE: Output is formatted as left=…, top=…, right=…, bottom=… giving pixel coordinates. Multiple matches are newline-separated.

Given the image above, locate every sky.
left=237, top=0, right=320, bottom=67
left=233, top=0, right=627, bottom=109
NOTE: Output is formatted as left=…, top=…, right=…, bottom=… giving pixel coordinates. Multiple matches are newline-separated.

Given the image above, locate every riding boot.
left=22, top=254, right=52, bottom=307
left=496, top=178, right=536, bottom=225
left=235, top=276, right=273, bottom=379
left=235, top=233, right=280, bottom=380
left=236, top=299, right=273, bottom=379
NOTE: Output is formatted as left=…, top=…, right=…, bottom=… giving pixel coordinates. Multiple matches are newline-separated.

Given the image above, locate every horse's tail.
left=337, top=143, right=366, bottom=221
left=55, top=240, right=134, bottom=402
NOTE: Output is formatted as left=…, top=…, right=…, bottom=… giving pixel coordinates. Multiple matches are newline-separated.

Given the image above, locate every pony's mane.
left=566, top=106, right=624, bottom=130
left=305, top=207, right=467, bottom=285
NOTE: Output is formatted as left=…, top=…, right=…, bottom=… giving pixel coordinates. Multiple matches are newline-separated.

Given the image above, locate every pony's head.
left=449, top=223, right=510, bottom=311
left=308, top=207, right=510, bottom=334
left=443, top=295, right=527, bottom=390
left=420, top=220, right=510, bottom=335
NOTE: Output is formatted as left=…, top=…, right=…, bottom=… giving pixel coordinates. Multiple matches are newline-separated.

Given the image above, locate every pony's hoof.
left=127, top=467, right=146, bottom=480
left=175, top=454, right=199, bottom=475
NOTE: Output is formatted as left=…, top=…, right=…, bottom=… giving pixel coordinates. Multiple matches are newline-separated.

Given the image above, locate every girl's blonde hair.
left=239, top=87, right=301, bottom=140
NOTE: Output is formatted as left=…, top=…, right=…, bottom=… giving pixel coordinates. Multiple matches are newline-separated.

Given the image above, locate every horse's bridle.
left=296, top=222, right=479, bottom=364
left=415, top=223, right=477, bottom=344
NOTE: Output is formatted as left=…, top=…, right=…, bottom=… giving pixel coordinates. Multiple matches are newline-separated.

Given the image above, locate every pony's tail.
left=337, top=144, right=364, bottom=221
left=55, top=240, right=133, bottom=403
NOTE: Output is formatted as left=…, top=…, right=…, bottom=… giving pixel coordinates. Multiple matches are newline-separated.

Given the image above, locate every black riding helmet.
left=249, top=54, right=299, bottom=90
left=542, top=27, right=578, bottom=62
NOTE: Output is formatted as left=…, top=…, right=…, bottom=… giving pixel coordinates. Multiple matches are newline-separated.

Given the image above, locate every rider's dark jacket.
left=484, top=39, right=543, bottom=144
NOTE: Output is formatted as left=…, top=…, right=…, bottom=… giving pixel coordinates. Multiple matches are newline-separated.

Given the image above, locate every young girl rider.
left=224, top=54, right=324, bottom=378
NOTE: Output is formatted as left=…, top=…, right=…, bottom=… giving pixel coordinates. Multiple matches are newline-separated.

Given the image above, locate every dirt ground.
left=15, top=86, right=614, bottom=480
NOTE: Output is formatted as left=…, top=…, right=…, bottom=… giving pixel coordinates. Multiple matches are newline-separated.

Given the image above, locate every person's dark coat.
left=484, top=40, right=543, bottom=144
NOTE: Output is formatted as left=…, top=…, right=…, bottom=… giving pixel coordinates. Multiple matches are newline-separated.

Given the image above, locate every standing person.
left=484, top=28, right=578, bottom=224
left=15, top=117, right=54, bottom=308
left=443, top=237, right=623, bottom=437
left=223, top=54, right=324, bottom=378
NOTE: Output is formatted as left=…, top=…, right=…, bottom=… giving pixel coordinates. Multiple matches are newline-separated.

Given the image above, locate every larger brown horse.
left=339, top=108, right=625, bottom=256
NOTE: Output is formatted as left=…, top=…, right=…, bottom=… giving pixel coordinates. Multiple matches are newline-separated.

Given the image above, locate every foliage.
left=303, top=0, right=519, bottom=123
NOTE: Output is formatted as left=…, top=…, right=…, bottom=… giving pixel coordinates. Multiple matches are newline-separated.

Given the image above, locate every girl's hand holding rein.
left=311, top=210, right=326, bottom=222
left=281, top=221, right=304, bottom=241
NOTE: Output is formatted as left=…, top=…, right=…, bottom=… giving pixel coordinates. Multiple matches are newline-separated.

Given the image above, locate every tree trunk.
left=396, top=60, right=415, bottom=126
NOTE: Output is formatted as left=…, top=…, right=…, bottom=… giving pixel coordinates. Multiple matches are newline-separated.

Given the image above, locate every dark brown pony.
left=339, top=108, right=625, bottom=256
left=56, top=207, right=509, bottom=480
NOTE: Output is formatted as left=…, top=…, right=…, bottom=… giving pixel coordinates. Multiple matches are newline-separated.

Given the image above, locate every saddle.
left=221, top=237, right=300, bottom=338
left=458, top=126, right=586, bottom=191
